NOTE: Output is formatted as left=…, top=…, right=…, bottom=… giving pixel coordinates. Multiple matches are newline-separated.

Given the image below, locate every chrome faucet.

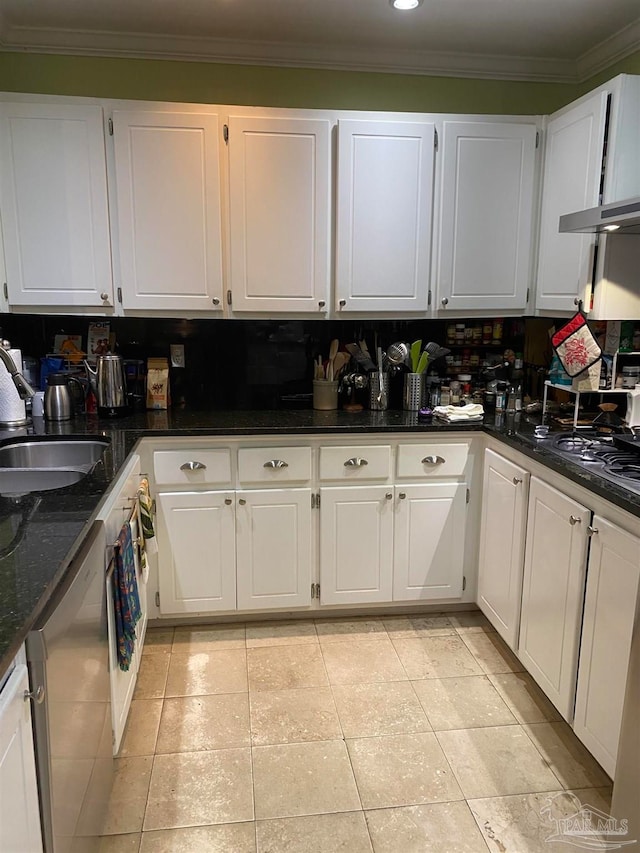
left=0, top=340, right=36, bottom=399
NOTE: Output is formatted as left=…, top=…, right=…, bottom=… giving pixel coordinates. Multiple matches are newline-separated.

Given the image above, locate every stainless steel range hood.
left=559, top=197, right=640, bottom=234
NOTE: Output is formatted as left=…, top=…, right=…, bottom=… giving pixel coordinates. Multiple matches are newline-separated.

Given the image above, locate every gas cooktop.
left=534, top=432, right=640, bottom=497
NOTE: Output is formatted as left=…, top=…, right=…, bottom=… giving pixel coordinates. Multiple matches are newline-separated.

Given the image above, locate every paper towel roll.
left=0, top=349, right=27, bottom=426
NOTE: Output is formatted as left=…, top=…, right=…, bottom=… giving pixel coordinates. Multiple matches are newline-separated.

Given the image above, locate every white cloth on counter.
left=433, top=403, right=484, bottom=422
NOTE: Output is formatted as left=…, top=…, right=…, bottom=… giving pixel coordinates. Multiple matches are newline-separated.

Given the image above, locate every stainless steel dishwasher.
left=27, top=520, right=113, bottom=853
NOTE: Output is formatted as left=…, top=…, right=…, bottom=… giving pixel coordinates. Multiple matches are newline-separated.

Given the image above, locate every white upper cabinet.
left=112, top=110, right=224, bottom=312
left=535, top=90, right=608, bottom=314
left=228, top=115, right=331, bottom=313
left=0, top=102, right=113, bottom=308
left=436, top=121, right=536, bottom=314
left=335, top=119, right=435, bottom=313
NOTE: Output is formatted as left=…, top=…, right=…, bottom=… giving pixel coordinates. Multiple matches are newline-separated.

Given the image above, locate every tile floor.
left=98, top=612, right=612, bottom=852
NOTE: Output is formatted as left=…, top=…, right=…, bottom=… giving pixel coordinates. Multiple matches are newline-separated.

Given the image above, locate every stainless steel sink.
left=0, top=439, right=109, bottom=468
left=0, top=437, right=110, bottom=495
left=0, top=469, right=85, bottom=495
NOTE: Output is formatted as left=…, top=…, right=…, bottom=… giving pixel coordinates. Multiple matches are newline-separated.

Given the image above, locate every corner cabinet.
left=0, top=655, right=43, bottom=853
left=227, top=115, right=331, bottom=313
left=436, top=121, right=537, bottom=314
left=112, top=110, right=225, bottom=312
left=335, top=119, right=435, bottom=313
left=477, top=449, right=530, bottom=649
left=535, top=90, right=608, bottom=314
left=0, top=101, right=113, bottom=309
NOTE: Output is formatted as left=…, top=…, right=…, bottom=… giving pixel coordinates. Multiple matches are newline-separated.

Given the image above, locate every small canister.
left=313, top=380, right=338, bottom=410
left=403, top=373, right=424, bottom=411
left=622, top=366, right=640, bottom=389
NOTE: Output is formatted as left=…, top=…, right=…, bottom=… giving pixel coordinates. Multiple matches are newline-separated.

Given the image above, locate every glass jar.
left=446, top=323, right=457, bottom=345
left=440, top=385, right=451, bottom=406
left=455, top=324, right=465, bottom=345
left=450, top=380, right=461, bottom=405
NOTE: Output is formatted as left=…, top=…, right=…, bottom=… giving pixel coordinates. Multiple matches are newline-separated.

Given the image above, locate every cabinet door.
left=336, top=119, right=435, bottom=313
left=0, top=664, right=43, bottom=853
left=320, top=486, right=393, bottom=605
left=157, top=491, right=236, bottom=614
left=437, top=121, right=536, bottom=313
left=112, top=110, right=224, bottom=311
left=535, top=91, right=608, bottom=313
left=393, top=482, right=466, bottom=601
left=0, top=102, right=113, bottom=308
left=236, top=488, right=312, bottom=610
left=228, top=115, right=330, bottom=313
left=573, top=516, right=640, bottom=778
left=477, top=450, right=530, bottom=649
left=518, top=477, right=590, bottom=720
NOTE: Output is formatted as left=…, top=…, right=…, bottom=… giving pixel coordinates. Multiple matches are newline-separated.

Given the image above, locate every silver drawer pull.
left=180, top=461, right=207, bottom=471
left=239, top=498, right=247, bottom=506
left=513, top=477, right=523, bottom=485
left=264, top=459, right=289, bottom=469
left=224, top=498, right=233, bottom=505
left=344, top=457, right=368, bottom=467
left=24, top=686, right=45, bottom=705
left=569, top=515, right=582, bottom=525
left=421, top=455, right=445, bottom=465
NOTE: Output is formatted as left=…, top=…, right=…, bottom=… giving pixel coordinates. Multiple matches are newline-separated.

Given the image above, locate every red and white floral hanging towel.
left=551, top=311, right=602, bottom=378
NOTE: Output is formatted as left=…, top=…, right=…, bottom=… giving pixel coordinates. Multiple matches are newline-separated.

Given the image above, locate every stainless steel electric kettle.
left=84, top=354, right=129, bottom=416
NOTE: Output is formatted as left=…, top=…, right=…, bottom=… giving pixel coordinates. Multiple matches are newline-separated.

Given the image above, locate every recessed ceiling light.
left=390, top=0, right=424, bottom=10
left=603, top=224, right=620, bottom=231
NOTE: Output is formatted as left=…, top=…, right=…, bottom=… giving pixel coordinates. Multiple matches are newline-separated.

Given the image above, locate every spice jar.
left=482, top=322, right=493, bottom=345
left=440, top=385, right=451, bottom=406
left=455, top=324, right=465, bottom=345
left=450, top=380, right=461, bottom=405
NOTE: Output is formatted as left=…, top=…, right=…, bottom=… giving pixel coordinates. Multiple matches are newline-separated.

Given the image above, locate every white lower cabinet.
left=518, top=477, right=590, bottom=720
left=157, top=490, right=236, bottom=614
left=393, top=483, right=467, bottom=601
left=319, top=486, right=394, bottom=605
left=0, top=659, right=43, bottom=853
left=573, top=515, right=640, bottom=778
left=236, top=489, right=313, bottom=610
left=477, top=449, right=530, bottom=649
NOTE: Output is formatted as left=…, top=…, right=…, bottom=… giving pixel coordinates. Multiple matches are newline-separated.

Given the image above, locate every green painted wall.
left=578, top=50, right=640, bottom=94
left=0, top=51, right=578, bottom=114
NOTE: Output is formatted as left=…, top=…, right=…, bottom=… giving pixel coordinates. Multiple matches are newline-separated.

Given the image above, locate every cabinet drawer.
left=238, top=446, right=312, bottom=484
left=320, top=445, right=391, bottom=481
left=154, top=449, right=232, bottom=486
left=397, top=443, right=469, bottom=479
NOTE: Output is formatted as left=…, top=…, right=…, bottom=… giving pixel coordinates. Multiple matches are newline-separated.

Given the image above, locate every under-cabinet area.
left=141, top=434, right=480, bottom=617
left=478, top=440, right=640, bottom=779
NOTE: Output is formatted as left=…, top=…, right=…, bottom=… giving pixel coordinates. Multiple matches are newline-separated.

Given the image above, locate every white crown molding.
left=576, top=18, right=640, bottom=82
left=0, top=17, right=637, bottom=83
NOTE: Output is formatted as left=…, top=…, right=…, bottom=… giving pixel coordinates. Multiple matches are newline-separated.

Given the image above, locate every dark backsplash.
left=0, top=314, right=528, bottom=410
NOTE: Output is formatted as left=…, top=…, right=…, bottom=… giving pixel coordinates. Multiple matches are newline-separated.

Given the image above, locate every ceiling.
left=0, top=0, right=639, bottom=82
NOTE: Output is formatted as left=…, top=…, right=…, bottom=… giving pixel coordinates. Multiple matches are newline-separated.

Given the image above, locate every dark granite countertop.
left=1, top=407, right=639, bottom=680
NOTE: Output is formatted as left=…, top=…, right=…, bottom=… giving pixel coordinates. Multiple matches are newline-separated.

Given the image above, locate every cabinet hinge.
left=316, top=583, right=320, bottom=600
left=108, top=118, right=113, bottom=136
left=227, top=289, right=232, bottom=306
left=316, top=492, right=321, bottom=509
left=223, top=124, right=229, bottom=144
left=311, top=493, right=316, bottom=509
left=462, top=576, right=467, bottom=591
left=117, top=286, right=123, bottom=304
left=155, top=591, right=160, bottom=607
left=2, top=282, right=7, bottom=300
left=526, top=287, right=530, bottom=303
left=434, top=128, right=439, bottom=151
left=311, top=582, right=315, bottom=599
left=535, top=130, right=540, bottom=148
left=466, top=488, right=470, bottom=504
left=428, top=289, right=432, bottom=307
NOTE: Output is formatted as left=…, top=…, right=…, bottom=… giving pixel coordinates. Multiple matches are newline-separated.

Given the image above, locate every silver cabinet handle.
left=180, top=461, right=207, bottom=471
left=513, top=477, right=523, bottom=484
left=588, top=525, right=599, bottom=536
left=212, top=297, right=220, bottom=306
left=24, top=685, right=45, bottom=705
left=344, top=457, right=368, bottom=467
left=569, top=515, right=582, bottom=525
left=318, top=300, right=326, bottom=309
left=224, top=498, right=232, bottom=505
left=264, top=460, right=289, bottom=469
left=574, top=297, right=581, bottom=305
left=100, top=292, right=110, bottom=301
left=441, top=297, right=449, bottom=306
left=339, top=299, right=346, bottom=308
left=422, top=455, right=445, bottom=465
left=239, top=498, right=246, bottom=506
left=385, top=492, right=392, bottom=500
left=399, top=492, right=406, bottom=500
